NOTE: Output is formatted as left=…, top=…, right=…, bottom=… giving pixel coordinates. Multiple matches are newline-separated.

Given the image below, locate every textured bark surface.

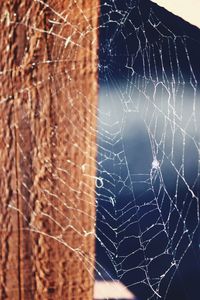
left=0, top=1, right=98, bottom=299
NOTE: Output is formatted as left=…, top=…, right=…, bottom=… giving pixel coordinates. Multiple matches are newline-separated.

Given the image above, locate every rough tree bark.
left=0, top=1, right=98, bottom=299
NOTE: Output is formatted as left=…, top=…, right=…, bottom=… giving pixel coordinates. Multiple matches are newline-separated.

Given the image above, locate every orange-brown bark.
left=0, top=1, right=98, bottom=299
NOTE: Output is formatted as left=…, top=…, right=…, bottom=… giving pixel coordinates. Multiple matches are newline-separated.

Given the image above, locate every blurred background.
left=95, top=1, right=200, bottom=299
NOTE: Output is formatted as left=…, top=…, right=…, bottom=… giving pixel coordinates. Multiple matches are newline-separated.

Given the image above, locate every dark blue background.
left=96, top=1, right=200, bottom=300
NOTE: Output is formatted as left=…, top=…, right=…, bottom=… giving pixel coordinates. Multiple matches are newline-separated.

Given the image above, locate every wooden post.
left=0, top=1, right=98, bottom=299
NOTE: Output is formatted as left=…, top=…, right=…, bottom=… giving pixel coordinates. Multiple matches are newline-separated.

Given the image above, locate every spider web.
left=2, top=0, right=200, bottom=299
left=96, top=1, right=200, bottom=299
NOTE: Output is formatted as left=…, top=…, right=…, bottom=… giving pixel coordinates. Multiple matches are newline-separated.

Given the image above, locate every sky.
left=150, top=0, right=200, bottom=29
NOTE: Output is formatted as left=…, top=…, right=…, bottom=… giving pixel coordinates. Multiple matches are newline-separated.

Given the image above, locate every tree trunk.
left=0, top=1, right=98, bottom=299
